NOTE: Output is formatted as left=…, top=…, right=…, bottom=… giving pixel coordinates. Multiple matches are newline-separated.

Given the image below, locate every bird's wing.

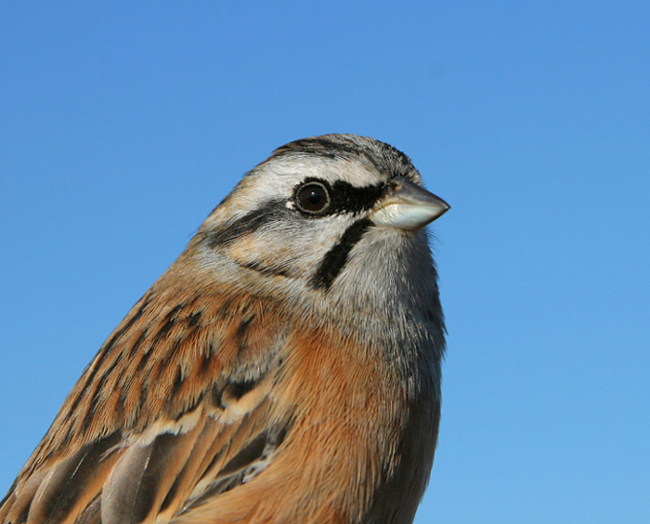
left=0, top=283, right=295, bottom=524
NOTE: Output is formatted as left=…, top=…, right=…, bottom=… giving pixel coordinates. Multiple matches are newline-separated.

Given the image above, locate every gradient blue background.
left=1, top=3, right=648, bottom=523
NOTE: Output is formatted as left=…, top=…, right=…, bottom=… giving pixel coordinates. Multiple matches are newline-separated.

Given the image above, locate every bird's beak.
left=370, top=177, right=450, bottom=231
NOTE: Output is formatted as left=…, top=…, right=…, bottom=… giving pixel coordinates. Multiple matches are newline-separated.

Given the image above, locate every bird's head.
left=188, top=135, right=449, bottom=325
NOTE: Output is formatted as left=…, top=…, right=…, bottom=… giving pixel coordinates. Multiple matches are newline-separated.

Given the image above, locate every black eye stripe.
left=330, top=179, right=385, bottom=214
left=204, top=200, right=287, bottom=248
left=293, top=177, right=385, bottom=217
left=203, top=177, right=384, bottom=251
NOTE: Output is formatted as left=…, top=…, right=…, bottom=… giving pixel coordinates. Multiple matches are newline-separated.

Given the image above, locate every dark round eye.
left=295, top=182, right=330, bottom=214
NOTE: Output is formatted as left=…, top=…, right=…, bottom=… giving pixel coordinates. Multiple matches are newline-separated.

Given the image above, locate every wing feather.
left=28, top=433, right=122, bottom=524
left=0, top=267, right=292, bottom=524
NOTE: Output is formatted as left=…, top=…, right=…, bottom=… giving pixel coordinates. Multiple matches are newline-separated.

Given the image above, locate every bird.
left=0, top=134, right=449, bottom=524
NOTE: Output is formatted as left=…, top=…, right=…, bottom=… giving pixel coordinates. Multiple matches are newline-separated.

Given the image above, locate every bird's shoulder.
left=0, top=261, right=415, bottom=524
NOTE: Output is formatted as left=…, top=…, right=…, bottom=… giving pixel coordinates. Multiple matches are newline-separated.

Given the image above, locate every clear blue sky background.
left=1, top=3, right=648, bottom=523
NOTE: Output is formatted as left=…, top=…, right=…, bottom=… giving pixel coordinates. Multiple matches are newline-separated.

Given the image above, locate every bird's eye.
left=295, top=182, right=330, bottom=214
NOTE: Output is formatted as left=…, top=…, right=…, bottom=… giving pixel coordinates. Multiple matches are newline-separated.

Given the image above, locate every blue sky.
left=1, top=2, right=648, bottom=523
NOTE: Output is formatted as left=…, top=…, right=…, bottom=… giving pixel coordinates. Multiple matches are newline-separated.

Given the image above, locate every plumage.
left=1, top=134, right=449, bottom=524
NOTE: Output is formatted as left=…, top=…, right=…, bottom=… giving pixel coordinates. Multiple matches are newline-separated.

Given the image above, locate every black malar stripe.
left=310, top=218, right=373, bottom=291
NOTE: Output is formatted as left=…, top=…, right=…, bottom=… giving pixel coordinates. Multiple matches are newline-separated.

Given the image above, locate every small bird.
left=0, top=134, right=449, bottom=524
